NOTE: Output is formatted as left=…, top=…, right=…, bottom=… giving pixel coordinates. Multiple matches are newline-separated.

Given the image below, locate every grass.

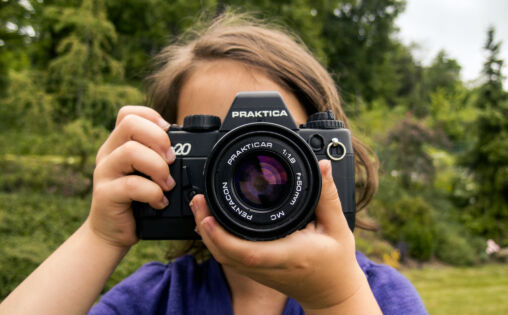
left=0, top=190, right=169, bottom=300
left=403, top=264, right=508, bottom=315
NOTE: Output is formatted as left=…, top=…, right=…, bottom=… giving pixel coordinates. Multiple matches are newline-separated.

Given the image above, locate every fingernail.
left=157, top=118, right=170, bottom=130
left=324, top=160, right=333, bottom=179
left=166, top=176, right=175, bottom=190
left=167, top=147, right=176, bottom=163
left=203, top=219, right=214, bottom=234
left=194, top=226, right=201, bottom=236
left=161, top=196, right=169, bottom=207
left=189, top=200, right=196, bottom=214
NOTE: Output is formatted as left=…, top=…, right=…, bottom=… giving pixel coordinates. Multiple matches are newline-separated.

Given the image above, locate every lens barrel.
left=204, top=123, right=321, bottom=240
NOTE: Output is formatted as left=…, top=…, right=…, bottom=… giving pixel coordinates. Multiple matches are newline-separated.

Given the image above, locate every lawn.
left=403, top=264, right=508, bottom=315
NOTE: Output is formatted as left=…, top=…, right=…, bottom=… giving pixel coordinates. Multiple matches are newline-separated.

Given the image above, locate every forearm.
left=0, top=220, right=129, bottom=315
left=303, top=272, right=382, bottom=315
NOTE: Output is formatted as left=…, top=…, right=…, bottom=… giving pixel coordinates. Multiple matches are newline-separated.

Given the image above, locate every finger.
left=314, top=160, right=349, bottom=238
left=95, top=140, right=175, bottom=191
left=189, top=194, right=212, bottom=222
left=97, top=114, right=174, bottom=164
left=189, top=194, right=289, bottom=269
left=95, top=175, right=169, bottom=210
left=188, top=195, right=228, bottom=259
left=116, top=105, right=170, bottom=130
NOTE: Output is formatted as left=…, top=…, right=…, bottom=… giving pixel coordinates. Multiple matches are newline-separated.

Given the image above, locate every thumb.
left=314, top=160, right=349, bottom=237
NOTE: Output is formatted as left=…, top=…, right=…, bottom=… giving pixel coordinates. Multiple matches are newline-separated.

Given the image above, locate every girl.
left=0, top=13, right=427, bottom=315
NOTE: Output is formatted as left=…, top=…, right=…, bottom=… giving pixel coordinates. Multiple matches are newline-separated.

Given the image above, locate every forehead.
left=176, top=60, right=307, bottom=125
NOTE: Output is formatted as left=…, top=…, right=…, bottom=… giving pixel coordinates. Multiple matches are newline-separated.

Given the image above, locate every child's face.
left=176, top=60, right=308, bottom=125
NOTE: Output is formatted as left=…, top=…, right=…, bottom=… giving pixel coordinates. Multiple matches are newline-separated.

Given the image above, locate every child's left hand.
left=190, top=160, right=370, bottom=312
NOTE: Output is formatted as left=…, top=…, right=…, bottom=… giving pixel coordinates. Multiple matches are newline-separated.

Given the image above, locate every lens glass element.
left=234, top=154, right=290, bottom=209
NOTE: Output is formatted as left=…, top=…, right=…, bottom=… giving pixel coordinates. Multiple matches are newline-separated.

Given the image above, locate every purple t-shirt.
left=89, top=252, right=427, bottom=314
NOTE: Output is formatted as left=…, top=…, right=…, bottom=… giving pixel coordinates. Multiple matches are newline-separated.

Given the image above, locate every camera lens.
left=234, top=154, right=291, bottom=209
left=204, top=122, right=321, bottom=241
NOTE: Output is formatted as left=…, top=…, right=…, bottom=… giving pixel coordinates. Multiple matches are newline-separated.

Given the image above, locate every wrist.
left=81, top=219, right=132, bottom=255
left=302, top=272, right=381, bottom=315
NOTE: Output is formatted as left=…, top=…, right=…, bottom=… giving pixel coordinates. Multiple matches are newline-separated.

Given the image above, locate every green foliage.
left=0, top=0, right=37, bottom=94
left=424, top=50, right=462, bottom=95
left=321, top=0, right=406, bottom=107
left=106, top=0, right=216, bottom=80
left=0, top=190, right=168, bottom=300
left=0, top=70, right=54, bottom=132
left=0, top=157, right=90, bottom=195
left=461, top=27, right=508, bottom=242
left=0, top=192, right=89, bottom=299
left=41, top=0, right=144, bottom=125
left=1, top=2, right=507, bottom=301
left=434, top=221, right=486, bottom=266
left=428, top=86, right=477, bottom=144
left=354, top=229, right=397, bottom=262
left=406, top=50, right=464, bottom=118
left=399, top=220, right=435, bottom=261
left=373, top=191, right=437, bottom=262
left=59, top=118, right=108, bottom=173
left=84, top=83, right=144, bottom=127
left=382, top=115, right=440, bottom=187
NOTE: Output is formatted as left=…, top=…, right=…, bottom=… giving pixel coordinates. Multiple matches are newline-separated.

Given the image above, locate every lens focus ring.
left=204, top=122, right=321, bottom=241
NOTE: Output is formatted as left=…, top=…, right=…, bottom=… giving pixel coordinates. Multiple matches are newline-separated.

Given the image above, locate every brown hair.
left=147, top=12, right=378, bottom=259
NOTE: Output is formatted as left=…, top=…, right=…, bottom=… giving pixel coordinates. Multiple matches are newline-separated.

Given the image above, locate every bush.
left=0, top=192, right=89, bottom=299
left=0, top=191, right=169, bottom=300
left=434, top=222, right=487, bottom=265
left=373, top=194, right=437, bottom=262
left=400, top=220, right=435, bottom=261
left=0, top=158, right=91, bottom=195
left=355, top=229, right=396, bottom=262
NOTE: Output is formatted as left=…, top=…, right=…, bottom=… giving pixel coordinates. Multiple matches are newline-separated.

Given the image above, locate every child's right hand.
left=87, top=106, right=176, bottom=249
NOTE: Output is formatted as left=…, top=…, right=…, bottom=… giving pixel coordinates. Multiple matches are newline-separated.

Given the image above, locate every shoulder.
left=356, top=251, right=428, bottom=315
left=88, top=255, right=200, bottom=315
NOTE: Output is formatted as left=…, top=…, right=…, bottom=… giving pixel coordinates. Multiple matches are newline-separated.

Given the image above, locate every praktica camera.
left=133, top=91, right=355, bottom=241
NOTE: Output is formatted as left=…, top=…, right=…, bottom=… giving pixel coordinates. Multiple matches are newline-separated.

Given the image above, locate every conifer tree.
left=463, top=27, right=508, bottom=242
left=44, top=0, right=142, bottom=126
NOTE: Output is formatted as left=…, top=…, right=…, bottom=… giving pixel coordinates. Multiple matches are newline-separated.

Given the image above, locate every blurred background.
left=0, top=1, right=507, bottom=314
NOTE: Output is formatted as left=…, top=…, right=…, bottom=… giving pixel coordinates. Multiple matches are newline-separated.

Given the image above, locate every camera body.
left=133, top=91, right=355, bottom=241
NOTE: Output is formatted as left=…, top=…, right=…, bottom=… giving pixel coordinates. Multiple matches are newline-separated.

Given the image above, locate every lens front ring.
left=204, top=122, right=321, bottom=241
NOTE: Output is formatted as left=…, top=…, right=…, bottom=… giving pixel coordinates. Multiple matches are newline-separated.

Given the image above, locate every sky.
left=396, top=0, right=508, bottom=84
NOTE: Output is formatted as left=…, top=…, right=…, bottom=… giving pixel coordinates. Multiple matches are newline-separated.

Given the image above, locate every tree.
left=43, top=0, right=143, bottom=126
left=462, top=27, right=508, bottom=242
left=106, top=0, right=216, bottom=82
left=321, top=0, right=406, bottom=109
left=0, top=0, right=36, bottom=95
left=425, top=50, right=461, bottom=94
left=383, top=114, right=441, bottom=188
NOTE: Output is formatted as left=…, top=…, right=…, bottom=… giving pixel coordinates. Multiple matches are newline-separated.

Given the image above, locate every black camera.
left=133, top=91, right=355, bottom=241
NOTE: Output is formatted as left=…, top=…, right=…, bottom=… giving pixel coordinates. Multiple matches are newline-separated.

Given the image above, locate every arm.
left=0, top=221, right=128, bottom=315
left=190, top=160, right=382, bottom=314
left=303, top=275, right=381, bottom=315
left=0, top=106, right=175, bottom=315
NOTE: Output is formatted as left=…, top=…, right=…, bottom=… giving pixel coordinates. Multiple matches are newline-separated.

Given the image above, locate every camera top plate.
left=220, top=91, right=299, bottom=132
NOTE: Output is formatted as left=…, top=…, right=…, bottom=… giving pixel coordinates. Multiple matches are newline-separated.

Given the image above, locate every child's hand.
left=88, top=106, right=176, bottom=248
left=190, top=160, right=369, bottom=312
